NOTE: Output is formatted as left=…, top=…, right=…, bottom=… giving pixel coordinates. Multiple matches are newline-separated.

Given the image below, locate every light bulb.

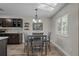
left=38, top=19, right=42, bottom=23
left=33, top=19, right=37, bottom=23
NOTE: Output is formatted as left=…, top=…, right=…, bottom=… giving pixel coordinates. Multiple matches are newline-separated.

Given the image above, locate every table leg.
left=45, top=42, right=47, bottom=55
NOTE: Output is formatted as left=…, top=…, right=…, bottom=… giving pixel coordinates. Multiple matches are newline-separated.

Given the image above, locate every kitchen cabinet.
left=5, top=18, right=13, bottom=27
left=0, top=33, right=22, bottom=44
left=7, top=33, right=22, bottom=44
left=0, top=18, right=3, bottom=27
left=0, top=18, right=23, bottom=27
left=1, top=18, right=6, bottom=27
left=12, top=18, right=23, bottom=27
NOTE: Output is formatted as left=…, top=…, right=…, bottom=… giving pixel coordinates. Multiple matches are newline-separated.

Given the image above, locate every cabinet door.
left=17, top=19, right=23, bottom=27
left=12, top=19, right=17, bottom=27
left=5, top=18, right=12, bottom=27
left=7, top=34, right=17, bottom=44
left=12, top=18, right=23, bottom=27
left=2, top=19, right=6, bottom=27
left=0, top=18, right=3, bottom=27
left=2, top=18, right=13, bottom=27
left=7, top=34, right=21, bottom=44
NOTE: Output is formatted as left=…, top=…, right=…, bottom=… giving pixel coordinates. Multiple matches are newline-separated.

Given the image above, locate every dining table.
left=26, top=35, right=48, bottom=55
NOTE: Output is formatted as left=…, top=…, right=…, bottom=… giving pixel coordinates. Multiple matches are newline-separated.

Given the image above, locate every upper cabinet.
left=0, top=18, right=23, bottom=27
left=5, top=18, right=13, bottom=27
left=12, top=18, right=23, bottom=27
left=0, top=18, right=3, bottom=27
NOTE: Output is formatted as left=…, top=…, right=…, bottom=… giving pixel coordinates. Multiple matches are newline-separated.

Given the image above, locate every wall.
left=51, top=4, right=79, bottom=56
left=78, top=4, right=79, bottom=56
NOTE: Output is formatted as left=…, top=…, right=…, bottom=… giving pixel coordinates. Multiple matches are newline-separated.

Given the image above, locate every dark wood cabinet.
left=0, top=18, right=7, bottom=27
left=7, top=33, right=22, bottom=44
left=12, top=18, right=23, bottom=27
left=0, top=33, right=22, bottom=44
left=5, top=18, right=13, bottom=27
left=0, top=18, right=23, bottom=27
left=0, top=18, right=3, bottom=27
left=1, top=18, right=6, bottom=27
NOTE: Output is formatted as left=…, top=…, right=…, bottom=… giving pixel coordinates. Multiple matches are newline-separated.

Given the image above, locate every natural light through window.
left=56, top=14, right=68, bottom=37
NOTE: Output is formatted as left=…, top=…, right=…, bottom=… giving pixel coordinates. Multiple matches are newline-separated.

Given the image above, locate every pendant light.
left=33, top=9, right=42, bottom=23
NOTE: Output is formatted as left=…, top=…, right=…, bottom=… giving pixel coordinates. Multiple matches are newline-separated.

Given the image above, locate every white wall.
left=23, top=17, right=51, bottom=33
left=51, top=4, right=79, bottom=56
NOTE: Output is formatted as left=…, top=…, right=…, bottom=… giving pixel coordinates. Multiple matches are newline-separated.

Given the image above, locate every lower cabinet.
left=7, top=33, right=22, bottom=44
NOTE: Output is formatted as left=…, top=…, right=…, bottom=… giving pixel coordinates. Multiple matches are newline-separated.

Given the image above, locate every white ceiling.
left=0, top=3, right=66, bottom=18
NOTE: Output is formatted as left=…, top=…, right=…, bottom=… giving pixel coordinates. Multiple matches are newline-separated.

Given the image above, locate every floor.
left=7, top=43, right=65, bottom=56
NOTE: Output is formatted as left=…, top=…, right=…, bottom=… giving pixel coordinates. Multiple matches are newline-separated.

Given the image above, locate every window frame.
left=56, top=14, right=69, bottom=37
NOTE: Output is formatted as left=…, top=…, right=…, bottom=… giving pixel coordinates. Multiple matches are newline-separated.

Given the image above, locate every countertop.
left=0, top=37, right=8, bottom=40
left=5, top=32, right=22, bottom=33
left=0, top=32, right=23, bottom=34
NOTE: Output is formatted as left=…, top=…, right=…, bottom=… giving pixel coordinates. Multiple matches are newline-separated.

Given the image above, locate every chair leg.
left=27, top=42, right=30, bottom=56
left=40, top=46, right=43, bottom=56
left=45, top=42, right=47, bottom=55
left=48, top=42, right=51, bottom=51
left=27, top=46, right=29, bottom=56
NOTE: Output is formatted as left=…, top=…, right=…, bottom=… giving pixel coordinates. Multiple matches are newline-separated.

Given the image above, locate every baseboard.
left=52, top=42, right=70, bottom=56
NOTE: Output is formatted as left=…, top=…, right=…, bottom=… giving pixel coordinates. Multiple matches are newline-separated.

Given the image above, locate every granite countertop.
left=0, top=37, right=8, bottom=40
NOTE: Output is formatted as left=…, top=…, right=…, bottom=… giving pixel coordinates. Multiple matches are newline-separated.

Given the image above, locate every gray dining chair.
left=27, top=35, right=47, bottom=56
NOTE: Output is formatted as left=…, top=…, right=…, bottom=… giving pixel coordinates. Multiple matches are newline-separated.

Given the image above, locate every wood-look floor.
left=7, top=43, right=65, bottom=56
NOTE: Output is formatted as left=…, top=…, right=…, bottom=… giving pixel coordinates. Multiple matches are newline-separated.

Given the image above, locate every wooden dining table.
left=26, top=35, right=48, bottom=55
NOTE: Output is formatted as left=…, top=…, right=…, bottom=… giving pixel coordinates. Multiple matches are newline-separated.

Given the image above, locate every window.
left=56, top=14, right=68, bottom=36
left=56, top=18, right=62, bottom=34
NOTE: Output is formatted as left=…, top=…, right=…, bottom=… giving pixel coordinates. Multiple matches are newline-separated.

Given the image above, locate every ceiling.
left=0, top=3, right=66, bottom=18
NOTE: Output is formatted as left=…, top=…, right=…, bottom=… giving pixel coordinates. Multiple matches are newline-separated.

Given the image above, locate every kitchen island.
left=0, top=37, right=8, bottom=56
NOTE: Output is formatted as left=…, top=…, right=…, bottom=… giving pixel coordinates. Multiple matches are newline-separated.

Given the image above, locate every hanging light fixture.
left=33, top=9, right=42, bottom=23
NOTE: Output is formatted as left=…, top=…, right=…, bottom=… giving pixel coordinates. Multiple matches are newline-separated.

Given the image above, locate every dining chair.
left=31, top=37, right=43, bottom=55
left=27, top=35, right=47, bottom=56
